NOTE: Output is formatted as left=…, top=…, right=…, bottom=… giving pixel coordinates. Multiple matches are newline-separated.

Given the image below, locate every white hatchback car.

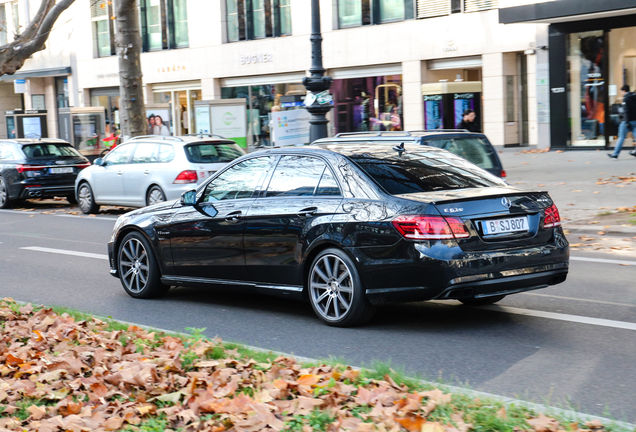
left=75, top=135, right=245, bottom=214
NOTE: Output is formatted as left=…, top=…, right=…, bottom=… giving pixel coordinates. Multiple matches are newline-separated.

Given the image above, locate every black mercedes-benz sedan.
left=107, top=144, right=569, bottom=327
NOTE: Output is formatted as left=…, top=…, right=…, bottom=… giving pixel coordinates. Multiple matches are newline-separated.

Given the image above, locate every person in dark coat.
left=458, top=109, right=480, bottom=133
left=608, top=85, right=636, bottom=159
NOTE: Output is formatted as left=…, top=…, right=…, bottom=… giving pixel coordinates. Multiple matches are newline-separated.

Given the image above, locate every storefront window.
left=379, top=0, right=404, bottom=22
left=331, top=75, right=403, bottom=134
left=567, top=30, right=605, bottom=147
left=90, top=89, right=121, bottom=136
left=607, top=27, right=636, bottom=149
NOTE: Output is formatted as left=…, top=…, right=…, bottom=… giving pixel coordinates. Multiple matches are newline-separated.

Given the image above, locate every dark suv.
left=314, top=130, right=506, bottom=178
left=0, top=139, right=90, bottom=209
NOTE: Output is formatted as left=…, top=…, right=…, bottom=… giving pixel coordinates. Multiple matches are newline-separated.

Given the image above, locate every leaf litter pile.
left=0, top=299, right=615, bottom=432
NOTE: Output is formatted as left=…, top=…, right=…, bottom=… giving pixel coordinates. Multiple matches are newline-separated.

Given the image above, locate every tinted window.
left=350, top=150, right=505, bottom=195
left=104, top=145, right=133, bottom=165
left=22, top=143, right=82, bottom=159
left=185, top=142, right=245, bottom=163
left=202, top=156, right=271, bottom=202
left=423, top=137, right=496, bottom=170
left=132, top=143, right=159, bottom=164
left=266, top=156, right=326, bottom=197
left=157, top=144, right=175, bottom=163
left=316, top=168, right=341, bottom=196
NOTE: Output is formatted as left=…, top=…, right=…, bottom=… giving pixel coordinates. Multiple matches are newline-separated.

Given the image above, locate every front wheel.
left=117, top=232, right=169, bottom=299
left=459, top=295, right=506, bottom=306
left=308, top=248, right=376, bottom=327
left=77, top=182, right=100, bottom=214
left=0, top=177, right=11, bottom=209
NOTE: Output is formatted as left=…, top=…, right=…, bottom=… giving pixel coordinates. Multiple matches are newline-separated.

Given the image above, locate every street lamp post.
left=303, top=0, right=332, bottom=143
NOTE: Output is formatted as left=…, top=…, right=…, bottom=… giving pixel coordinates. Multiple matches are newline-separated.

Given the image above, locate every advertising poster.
left=211, top=105, right=247, bottom=148
left=23, top=117, right=42, bottom=138
left=146, top=108, right=172, bottom=136
left=423, top=95, right=443, bottom=130
left=194, top=106, right=211, bottom=134
left=454, top=94, right=475, bottom=128
left=271, top=109, right=310, bottom=147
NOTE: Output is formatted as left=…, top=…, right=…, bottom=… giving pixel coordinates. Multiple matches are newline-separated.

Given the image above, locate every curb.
left=564, top=224, right=636, bottom=236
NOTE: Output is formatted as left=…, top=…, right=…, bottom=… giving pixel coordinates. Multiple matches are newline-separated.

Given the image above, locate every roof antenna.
left=392, top=142, right=405, bottom=155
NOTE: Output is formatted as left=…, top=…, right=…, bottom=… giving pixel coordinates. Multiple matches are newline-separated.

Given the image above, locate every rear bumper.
left=19, top=185, right=74, bottom=199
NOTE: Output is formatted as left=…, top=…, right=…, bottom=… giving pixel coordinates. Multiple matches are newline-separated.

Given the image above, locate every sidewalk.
left=498, top=147, right=636, bottom=236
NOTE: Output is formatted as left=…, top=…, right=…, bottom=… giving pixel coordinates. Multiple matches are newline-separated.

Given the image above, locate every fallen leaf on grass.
left=396, top=416, right=426, bottom=432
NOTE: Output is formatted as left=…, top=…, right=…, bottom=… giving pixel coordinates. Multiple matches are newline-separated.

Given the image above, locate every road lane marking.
left=21, top=246, right=108, bottom=260
left=521, top=292, right=636, bottom=308
left=54, top=214, right=118, bottom=220
left=0, top=209, right=118, bottom=220
left=571, top=256, right=636, bottom=266
left=479, top=305, right=636, bottom=331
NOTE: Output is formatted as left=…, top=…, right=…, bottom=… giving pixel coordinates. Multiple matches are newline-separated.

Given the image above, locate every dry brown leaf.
left=395, top=416, right=426, bottom=432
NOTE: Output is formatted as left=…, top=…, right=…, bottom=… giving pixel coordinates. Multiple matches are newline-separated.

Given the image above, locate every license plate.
left=50, top=167, right=73, bottom=174
left=482, top=216, right=528, bottom=235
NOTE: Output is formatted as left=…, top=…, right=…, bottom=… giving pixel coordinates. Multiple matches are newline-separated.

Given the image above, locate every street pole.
left=302, top=0, right=332, bottom=143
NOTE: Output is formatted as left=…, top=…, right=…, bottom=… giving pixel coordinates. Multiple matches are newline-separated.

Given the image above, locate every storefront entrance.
left=152, top=81, right=202, bottom=136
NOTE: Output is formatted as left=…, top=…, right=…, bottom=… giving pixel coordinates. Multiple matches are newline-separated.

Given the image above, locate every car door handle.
left=225, top=211, right=242, bottom=221
left=144, top=170, right=150, bottom=175
left=297, top=207, right=318, bottom=217
left=117, top=171, right=123, bottom=176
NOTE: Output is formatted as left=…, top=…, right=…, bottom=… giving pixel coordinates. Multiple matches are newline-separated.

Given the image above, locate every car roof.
left=121, top=134, right=238, bottom=147
left=0, top=138, right=71, bottom=146
left=251, top=142, right=446, bottom=158
left=313, top=130, right=488, bottom=142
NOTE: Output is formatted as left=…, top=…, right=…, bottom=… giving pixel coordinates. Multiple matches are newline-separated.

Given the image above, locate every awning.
left=499, top=0, right=636, bottom=24
left=0, top=66, right=71, bottom=82
left=428, top=56, right=482, bottom=70
left=220, top=73, right=306, bottom=88
left=330, top=64, right=402, bottom=80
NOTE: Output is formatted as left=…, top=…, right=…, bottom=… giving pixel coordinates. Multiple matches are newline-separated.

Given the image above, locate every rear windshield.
left=22, top=143, right=83, bottom=159
left=184, top=142, right=245, bottom=163
left=422, top=137, right=496, bottom=170
left=349, top=150, right=505, bottom=195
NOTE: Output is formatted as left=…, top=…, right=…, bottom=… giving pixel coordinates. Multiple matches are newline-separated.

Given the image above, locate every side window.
left=157, top=144, right=175, bottom=163
left=316, top=168, right=341, bottom=196
left=0, top=145, right=14, bottom=160
left=132, top=143, right=159, bottom=163
left=265, top=156, right=326, bottom=197
left=201, top=157, right=272, bottom=202
left=104, top=145, right=133, bottom=165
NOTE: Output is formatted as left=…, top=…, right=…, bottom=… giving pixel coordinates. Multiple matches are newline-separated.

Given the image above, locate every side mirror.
left=180, top=190, right=197, bottom=206
left=93, top=158, right=103, bottom=166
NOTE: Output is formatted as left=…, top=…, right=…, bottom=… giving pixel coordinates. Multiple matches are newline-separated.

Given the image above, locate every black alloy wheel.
left=77, top=182, right=100, bottom=214
left=459, top=295, right=506, bottom=306
left=308, top=248, right=376, bottom=327
left=146, top=185, right=166, bottom=207
left=117, top=231, right=169, bottom=299
left=0, top=177, right=10, bottom=209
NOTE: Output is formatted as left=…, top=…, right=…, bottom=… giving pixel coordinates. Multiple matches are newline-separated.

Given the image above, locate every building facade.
left=1, top=0, right=552, bottom=151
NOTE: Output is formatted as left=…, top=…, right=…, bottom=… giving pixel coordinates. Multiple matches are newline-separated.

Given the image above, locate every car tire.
left=77, top=182, right=100, bottom=214
left=66, top=194, right=77, bottom=205
left=117, top=231, right=169, bottom=299
left=0, top=177, right=11, bottom=209
left=146, top=185, right=166, bottom=207
left=308, top=248, right=376, bottom=327
left=459, top=295, right=506, bottom=306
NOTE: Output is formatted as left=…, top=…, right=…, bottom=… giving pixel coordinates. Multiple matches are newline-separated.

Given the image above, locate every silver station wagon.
left=75, top=135, right=245, bottom=214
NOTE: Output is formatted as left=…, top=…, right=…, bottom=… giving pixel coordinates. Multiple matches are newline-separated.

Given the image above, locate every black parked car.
left=0, top=139, right=91, bottom=209
left=108, top=144, right=568, bottom=327
left=315, top=130, right=506, bottom=178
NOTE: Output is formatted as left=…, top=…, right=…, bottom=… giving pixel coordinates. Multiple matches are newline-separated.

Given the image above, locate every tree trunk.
left=114, top=0, right=146, bottom=139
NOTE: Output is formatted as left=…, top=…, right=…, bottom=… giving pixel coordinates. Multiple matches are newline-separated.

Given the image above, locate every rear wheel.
left=308, top=248, right=376, bottom=327
left=459, top=295, right=506, bottom=306
left=117, top=232, right=169, bottom=299
left=146, top=185, right=166, bottom=207
left=0, top=177, right=11, bottom=209
left=77, top=182, right=99, bottom=214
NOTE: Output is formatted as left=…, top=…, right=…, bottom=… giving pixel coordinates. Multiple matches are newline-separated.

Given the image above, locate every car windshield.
left=22, top=143, right=83, bottom=159
left=184, top=142, right=245, bottom=163
left=349, top=149, right=505, bottom=195
left=422, top=137, right=496, bottom=170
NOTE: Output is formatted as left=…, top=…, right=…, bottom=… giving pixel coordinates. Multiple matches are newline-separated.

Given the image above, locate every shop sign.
left=443, top=30, right=457, bottom=52
left=97, top=73, right=118, bottom=79
left=210, top=105, right=247, bottom=148
left=551, top=87, right=565, bottom=94
left=240, top=53, right=273, bottom=65
left=423, top=95, right=443, bottom=101
left=271, top=109, right=310, bottom=147
left=157, top=65, right=187, bottom=73
left=14, top=79, right=26, bottom=94
left=454, top=93, right=474, bottom=100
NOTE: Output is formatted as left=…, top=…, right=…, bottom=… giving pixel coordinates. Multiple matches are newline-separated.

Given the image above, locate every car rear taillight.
left=173, top=170, right=198, bottom=184
left=543, top=204, right=562, bottom=229
left=76, top=162, right=91, bottom=170
left=16, top=164, right=45, bottom=173
left=392, top=215, right=470, bottom=240
left=500, top=170, right=507, bottom=178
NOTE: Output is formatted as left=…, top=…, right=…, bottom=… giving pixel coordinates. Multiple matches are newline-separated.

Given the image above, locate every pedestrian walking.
left=458, top=109, right=480, bottom=133
left=608, top=85, right=636, bottom=159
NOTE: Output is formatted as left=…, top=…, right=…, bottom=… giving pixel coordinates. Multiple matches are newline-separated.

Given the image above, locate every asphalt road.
left=1, top=206, right=635, bottom=423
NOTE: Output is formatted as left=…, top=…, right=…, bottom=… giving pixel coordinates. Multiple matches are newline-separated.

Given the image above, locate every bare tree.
left=0, top=0, right=75, bottom=76
left=114, top=0, right=146, bottom=139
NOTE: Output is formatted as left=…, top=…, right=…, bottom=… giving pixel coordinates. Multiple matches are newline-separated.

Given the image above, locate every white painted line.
left=521, top=292, right=636, bottom=308
left=54, top=214, right=118, bottom=220
left=0, top=209, right=118, bottom=220
left=571, top=256, right=636, bottom=266
left=480, top=305, right=636, bottom=331
left=21, top=246, right=108, bottom=260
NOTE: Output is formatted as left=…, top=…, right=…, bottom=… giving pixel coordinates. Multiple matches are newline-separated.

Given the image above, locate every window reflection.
left=202, top=157, right=271, bottom=202
left=266, top=156, right=330, bottom=197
